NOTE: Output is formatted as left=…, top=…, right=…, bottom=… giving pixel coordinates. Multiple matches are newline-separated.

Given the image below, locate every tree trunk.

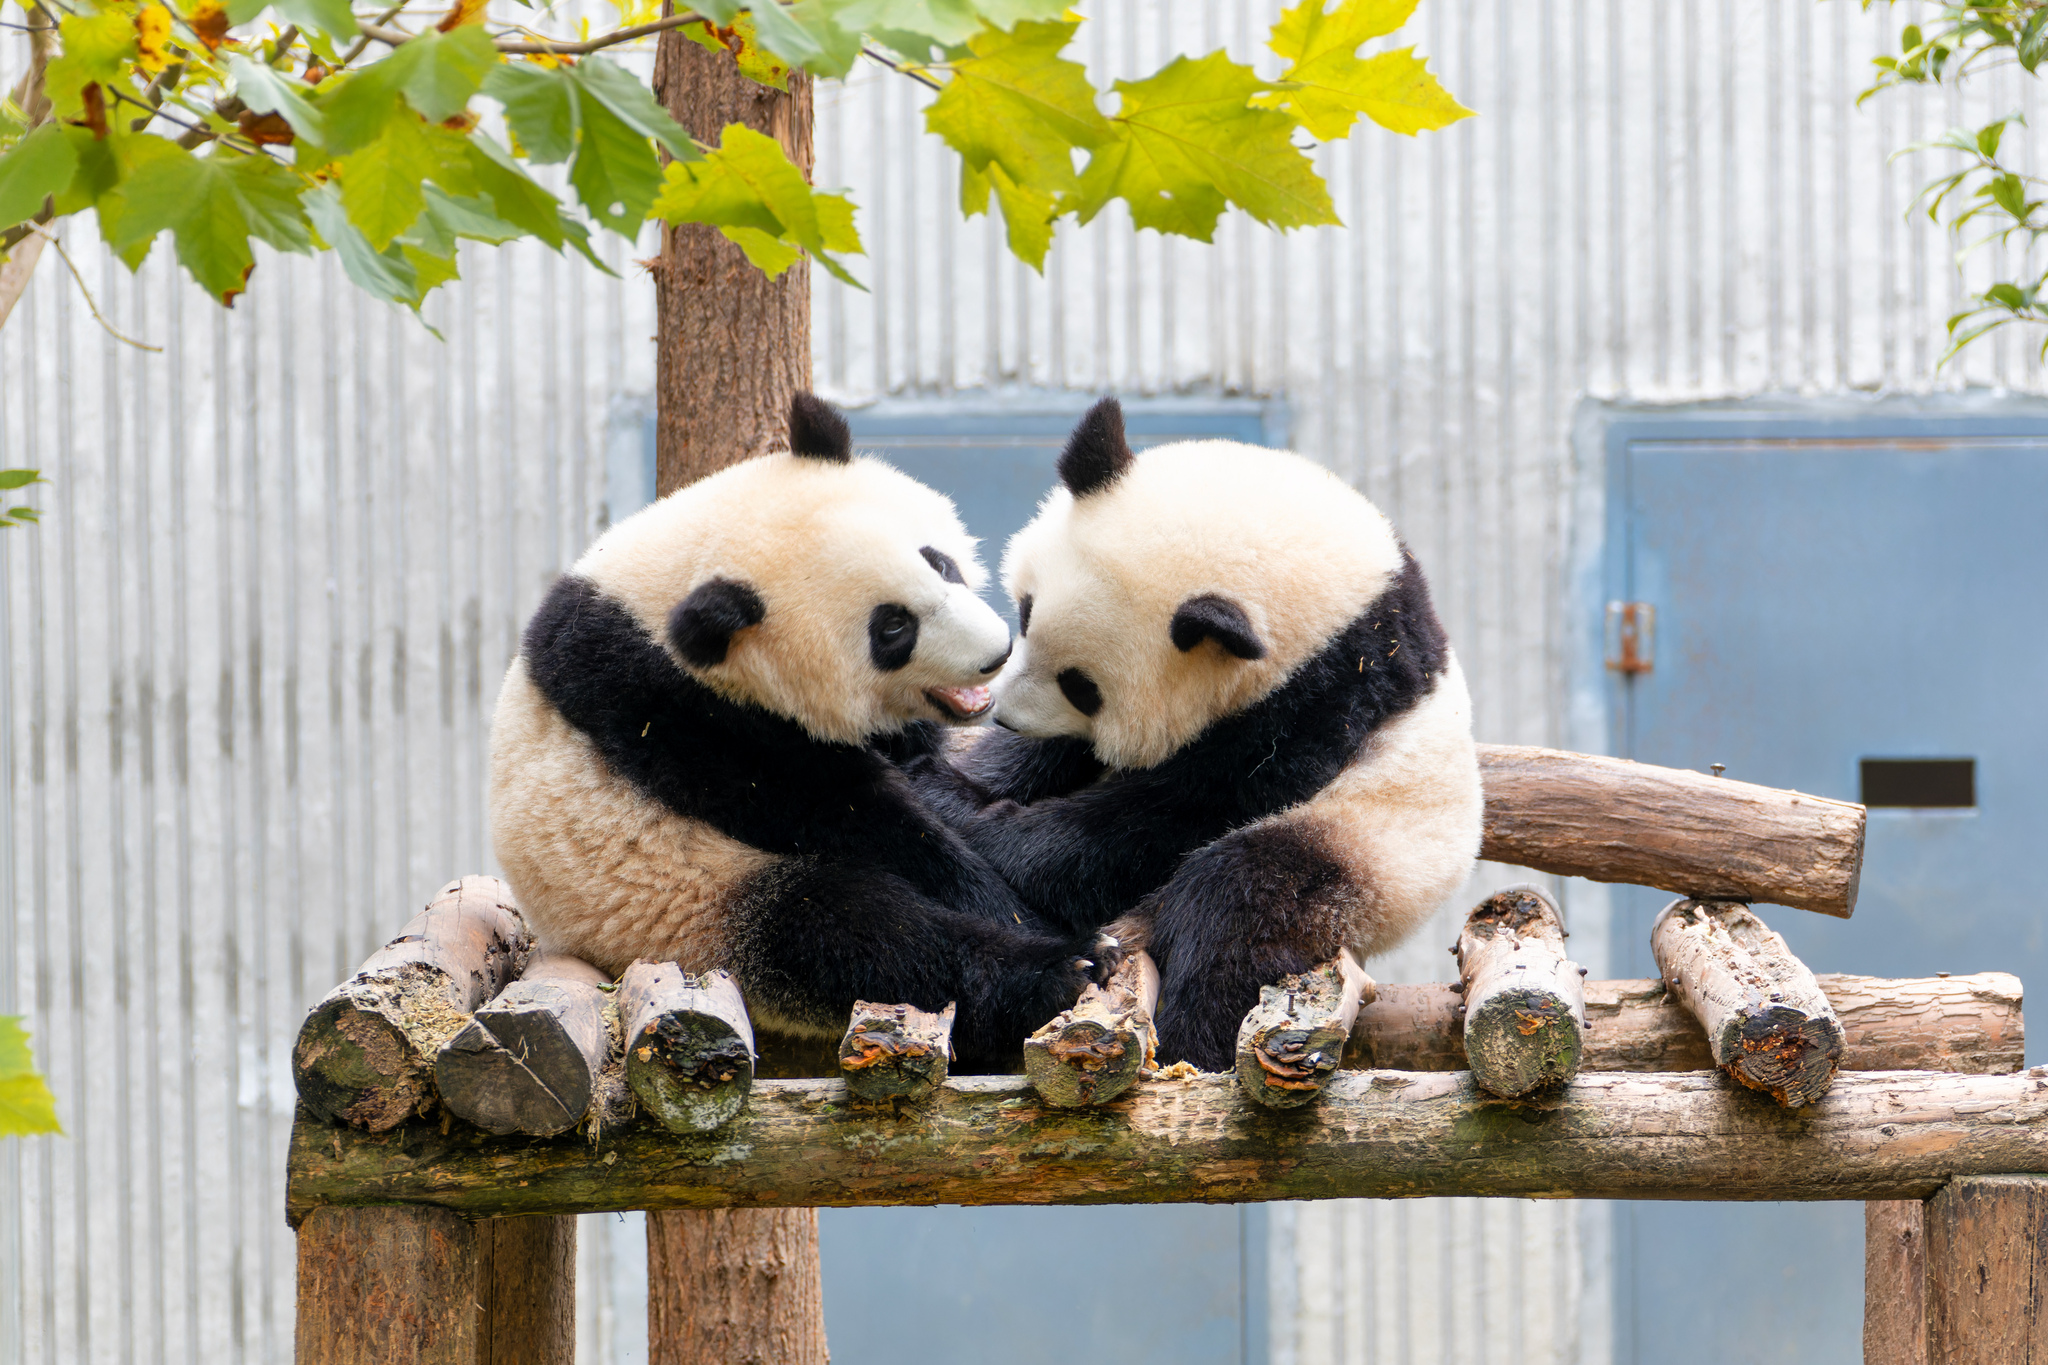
left=1866, top=1199, right=1929, bottom=1365
left=650, top=25, right=823, bottom=1365
left=1925, top=1177, right=2048, bottom=1363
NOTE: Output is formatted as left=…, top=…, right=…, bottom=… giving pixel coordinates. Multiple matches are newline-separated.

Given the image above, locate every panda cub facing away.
left=910, top=398, right=1483, bottom=1071
left=488, top=393, right=1116, bottom=1066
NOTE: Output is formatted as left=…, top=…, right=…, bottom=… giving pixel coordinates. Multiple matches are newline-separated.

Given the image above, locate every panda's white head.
left=573, top=394, right=1014, bottom=745
left=994, top=398, right=1410, bottom=770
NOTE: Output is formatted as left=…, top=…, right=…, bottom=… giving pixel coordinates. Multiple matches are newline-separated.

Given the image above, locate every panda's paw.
left=1072, top=931, right=1126, bottom=988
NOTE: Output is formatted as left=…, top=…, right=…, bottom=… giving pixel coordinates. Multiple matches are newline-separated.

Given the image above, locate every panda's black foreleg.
left=727, top=859, right=1118, bottom=1069
left=1137, top=824, right=1353, bottom=1073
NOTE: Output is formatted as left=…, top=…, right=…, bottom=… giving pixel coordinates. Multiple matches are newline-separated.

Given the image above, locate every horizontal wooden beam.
left=287, top=1067, right=2048, bottom=1223
left=1476, top=744, right=1865, bottom=917
left=1349, top=973, right=2023, bottom=1076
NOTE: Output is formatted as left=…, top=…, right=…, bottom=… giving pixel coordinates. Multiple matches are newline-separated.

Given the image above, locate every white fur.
left=996, top=440, right=1405, bottom=769
left=577, top=450, right=1012, bottom=744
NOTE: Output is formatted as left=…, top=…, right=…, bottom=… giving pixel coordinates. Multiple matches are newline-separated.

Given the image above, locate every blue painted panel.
left=1600, top=412, right=2048, bottom=1365
left=819, top=1205, right=1266, bottom=1365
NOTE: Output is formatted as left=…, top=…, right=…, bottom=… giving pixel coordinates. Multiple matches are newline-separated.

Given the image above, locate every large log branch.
left=287, top=1067, right=2048, bottom=1221
left=1347, top=973, right=2021, bottom=1075
left=1477, top=745, right=1866, bottom=918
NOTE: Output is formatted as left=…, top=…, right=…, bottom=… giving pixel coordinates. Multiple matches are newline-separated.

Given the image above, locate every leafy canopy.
left=0, top=0, right=1466, bottom=309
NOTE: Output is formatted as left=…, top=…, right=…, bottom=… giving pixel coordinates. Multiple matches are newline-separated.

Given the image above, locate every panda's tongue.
left=927, top=684, right=993, bottom=720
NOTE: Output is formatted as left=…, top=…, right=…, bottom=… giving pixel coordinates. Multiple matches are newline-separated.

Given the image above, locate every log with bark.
left=1024, top=951, right=1159, bottom=1108
left=617, top=963, right=756, bottom=1133
left=1346, top=972, right=2021, bottom=1075
left=839, top=1001, right=955, bottom=1104
left=1652, top=898, right=1845, bottom=1107
left=1234, top=951, right=1373, bottom=1109
left=1455, top=886, right=1586, bottom=1098
left=292, top=876, right=531, bottom=1131
left=287, top=1067, right=2048, bottom=1220
left=434, top=952, right=613, bottom=1137
left=1924, top=1176, right=2048, bottom=1363
left=1476, top=744, right=1865, bottom=918
left=1866, top=1199, right=1929, bottom=1365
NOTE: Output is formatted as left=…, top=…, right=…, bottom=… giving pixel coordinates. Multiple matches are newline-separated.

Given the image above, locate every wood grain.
left=436, top=953, right=612, bottom=1137
left=288, top=1068, right=2048, bottom=1219
left=478, top=1216, right=577, bottom=1365
left=295, top=1205, right=481, bottom=1365
left=1456, top=887, right=1585, bottom=1098
left=1926, top=1176, right=2048, bottom=1364
left=1865, top=1199, right=1929, bottom=1365
left=1476, top=744, right=1866, bottom=917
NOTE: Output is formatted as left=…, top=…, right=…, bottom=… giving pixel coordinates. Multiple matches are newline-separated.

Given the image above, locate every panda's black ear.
left=1058, top=397, right=1133, bottom=497
left=788, top=392, right=852, bottom=463
left=670, top=578, right=766, bottom=667
left=1170, top=594, right=1266, bottom=661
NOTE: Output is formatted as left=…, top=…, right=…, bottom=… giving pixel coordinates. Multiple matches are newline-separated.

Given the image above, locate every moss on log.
left=618, top=963, right=755, bottom=1133
left=286, top=1067, right=2048, bottom=1223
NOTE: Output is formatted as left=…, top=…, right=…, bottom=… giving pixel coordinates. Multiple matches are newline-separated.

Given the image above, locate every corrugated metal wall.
left=2, top=3, right=2038, bottom=1363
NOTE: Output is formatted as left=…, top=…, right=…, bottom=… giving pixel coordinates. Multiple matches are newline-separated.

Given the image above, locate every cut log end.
left=1234, top=951, right=1373, bottom=1110
left=434, top=955, right=613, bottom=1137
left=1458, top=885, right=1587, bottom=1099
left=1025, top=952, right=1158, bottom=1109
left=618, top=963, right=757, bottom=1134
left=839, top=1001, right=956, bottom=1104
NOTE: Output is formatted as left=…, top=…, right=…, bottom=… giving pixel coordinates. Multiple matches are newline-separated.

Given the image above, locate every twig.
left=337, top=1, right=409, bottom=67
left=268, top=24, right=299, bottom=64
left=491, top=11, right=705, bottom=55
left=861, top=43, right=941, bottom=90
left=29, top=227, right=163, bottom=352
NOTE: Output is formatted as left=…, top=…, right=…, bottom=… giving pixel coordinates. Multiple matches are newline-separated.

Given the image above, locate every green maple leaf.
left=482, top=63, right=578, bottom=164
left=568, top=96, right=663, bottom=234
left=961, top=158, right=1054, bottom=267
left=651, top=122, right=863, bottom=283
left=340, top=114, right=439, bottom=249
left=465, top=134, right=566, bottom=246
left=1071, top=51, right=1337, bottom=241
left=223, top=155, right=313, bottom=253
left=102, top=145, right=286, bottom=303
left=319, top=67, right=406, bottom=157
left=229, top=54, right=329, bottom=145
left=925, top=18, right=1108, bottom=204
left=569, top=58, right=695, bottom=162
left=271, top=0, right=359, bottom=40
left=838, top=0, right=1068, bottom=59
left=44, top=6, right=139, bottom=118
left=0, top=1017, right=59, bottom=1138
left=746, top=0, right=861, bottom=78
left=1261, top=0, right=1471, bottom=139
left=377, top=26, right=498, bottom=124
left=305, top=180, right=420, bottom=306
left=0, top=124, right=81, bottom=232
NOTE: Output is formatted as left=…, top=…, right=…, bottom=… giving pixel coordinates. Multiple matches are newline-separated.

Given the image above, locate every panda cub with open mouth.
left=907, top=398, right=1483, bottom=1072
left=488, top=393, right=1116, bottom=1066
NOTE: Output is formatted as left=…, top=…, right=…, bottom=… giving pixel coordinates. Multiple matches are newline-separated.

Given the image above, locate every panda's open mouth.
left=924, top=685, right=994, bottom=722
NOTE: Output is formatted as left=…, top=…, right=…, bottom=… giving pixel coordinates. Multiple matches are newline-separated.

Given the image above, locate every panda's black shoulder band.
left=789, top=392, right=853, bottom=463
left=1058, top=396, right=1134, bottom=497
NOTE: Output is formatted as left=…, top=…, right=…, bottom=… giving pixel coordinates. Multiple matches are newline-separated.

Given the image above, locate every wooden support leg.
left=295, top=1205, right=576, bottom=1365
left=1926, top=1177, right=2048, bottom=1364
left=648, top=1208, right=827, bottom=1365
left=1865, top=1199, right=1928, bottom=1365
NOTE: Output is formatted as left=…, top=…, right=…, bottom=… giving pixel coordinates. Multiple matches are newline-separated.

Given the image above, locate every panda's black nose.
left=979, top=640, right=1014, bottom=675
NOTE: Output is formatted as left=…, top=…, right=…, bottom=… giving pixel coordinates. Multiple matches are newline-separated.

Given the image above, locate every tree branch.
left=355, top=10, right=706, bottom=55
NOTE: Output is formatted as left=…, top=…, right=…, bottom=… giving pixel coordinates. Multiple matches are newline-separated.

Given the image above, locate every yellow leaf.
left=187, top=0, right=230, bottom=53
left=680, top=15, right=791, bottom=92
left=1259, top=0, right=1471, bottom=140
left=719, top=225, right=801, bottom=277
left=436, top=0, right=489, bottom=29
left=135, top=3, right=173, bottom=74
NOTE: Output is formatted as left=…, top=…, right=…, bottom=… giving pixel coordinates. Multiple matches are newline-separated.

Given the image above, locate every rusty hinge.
left=1604, top=601, right=1655, bottom=674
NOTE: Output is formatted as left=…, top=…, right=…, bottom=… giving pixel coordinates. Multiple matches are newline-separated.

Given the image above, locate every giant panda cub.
left=488, top=393, right=1116, bottom=1065
left=907, top=398, right=1482, bottom=1071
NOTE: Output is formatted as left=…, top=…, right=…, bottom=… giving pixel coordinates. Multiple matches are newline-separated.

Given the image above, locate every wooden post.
left=295, top=1206, right=574, bottom=1365
left=1476, top=744, right=1866, bottom=917
left=292, top=876, right=530, bottom=1130
left=617, top=963, right=755, bottom=1133
left=1925, top=1176, right=2048, bottom=1363
left=1455, top=886, right=1585, bottom=1098
left=839, top=1000, right=955, bottom=1104
left=1866, top=1199, right=1928, bottom=1365
left=1235, top=951, right=1372, bottom=1109
left=436, top=952, right=613, bottom=1136
left=1025, top=951, right=1159, bottom=1108
left=1650, top=898, right=1844, bottom=1107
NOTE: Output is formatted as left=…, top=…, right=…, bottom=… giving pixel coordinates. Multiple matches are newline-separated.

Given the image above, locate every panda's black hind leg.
left=1140, top=824, right=1353, bottom=1072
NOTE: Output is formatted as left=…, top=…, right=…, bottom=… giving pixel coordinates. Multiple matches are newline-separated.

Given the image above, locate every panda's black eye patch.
left=1017, top=594, right=1034, bottom=636
left=919, top=546, right=966, bottom=586
left=1057, top=668, right=1102, bottom=717
left=869, top=604, right=919, bottom=671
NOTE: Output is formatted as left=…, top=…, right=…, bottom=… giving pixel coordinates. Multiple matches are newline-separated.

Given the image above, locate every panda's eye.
left=1057, top=668, right=1103, bottom=717
left=1017, top=594, right=1034, bottom=636
left=869, top=603, right=920, bottom=671
left=919, top=546, right=966, bottom=586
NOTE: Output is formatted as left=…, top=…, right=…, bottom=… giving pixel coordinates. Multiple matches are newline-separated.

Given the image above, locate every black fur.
left=1057, top=397, right=1134, bottom=497
left=669, top=578, right=765, bottom=667
left=1056, top=668, right=1103, bottom=717
left=1017, top=593, right=1034, bottom=636
left=868, top=603, right=918, bottom=671
left=908, top=550, right=1450, bottom=939
left=789, top=392, right=852, bottom=462
left=1169, top=594, right=1266, bottom=660
left=523, top=573, right=1105, bottom=1065
left=920, top=546, right=966, bottom=585
left=1139, top=822, right=1355, bottom=1071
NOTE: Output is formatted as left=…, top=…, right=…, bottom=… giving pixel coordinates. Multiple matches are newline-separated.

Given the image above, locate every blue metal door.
left=817, top=396, right=1281, bottom=1365
left=1600, top=408, right=2048, bottom=1365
